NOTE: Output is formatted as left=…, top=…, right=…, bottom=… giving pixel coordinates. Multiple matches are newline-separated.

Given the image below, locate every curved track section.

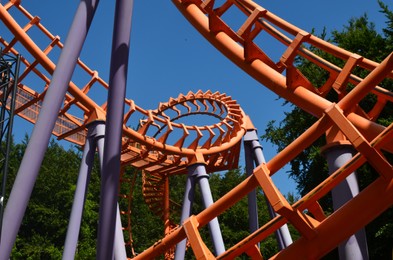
left=0, top=1, right=246, bottom=257
left=139, top=90, right=244, bottom=216
left=1, top=0, right=393, bottom=259
left=0, top=4, right=247, bottom=167
left=165, top=0, right=393, bottom=259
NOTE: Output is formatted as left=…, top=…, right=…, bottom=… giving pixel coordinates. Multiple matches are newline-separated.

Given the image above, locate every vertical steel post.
left=114, top=204, right=127, bottom=260
left=0, top=1, right=99, bottom=258
left=163, top=176, right=172, bottom=259
left=63, top=121, right=104, bottom=260
left=243, top=131, right=260, bottom=235
left=96, top=0, right=133, bottom=258
left=174, top=171, right=196, bottom=260
left=0, top=53, right=20, bottom=243
left=163, top=175, right=171, bottom=236
left=244, top=129, right=293, bottom=249
left=193, top=163, right=225, bottom=256
left=95, top=124, right=127, bottom=260
left=324, top=144, right=369, bottom=259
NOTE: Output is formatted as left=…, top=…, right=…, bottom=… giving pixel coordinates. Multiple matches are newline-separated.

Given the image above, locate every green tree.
left=6, top=137, right=100, bottom=259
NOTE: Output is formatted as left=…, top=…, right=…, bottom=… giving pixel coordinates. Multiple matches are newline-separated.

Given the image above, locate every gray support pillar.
left=324, top=144, right=369, bottom=260
left=95, top=124, right=127, bottom=260
left=252, top=138, right=293, bottom=248
left=244, top=130, right=293, bottom=249
left=114, top=204, right=127, bottom=260
left=244, top=136, right=259, bottom=234
left=63, top=121, right=104, bottom=260
left=174, top=171, right=196, bottom=260
left=193, top=164, right=225, bottom=256
left=97, top=0, right=133, bottom=259
left=0, top=1, right=99, bottom=258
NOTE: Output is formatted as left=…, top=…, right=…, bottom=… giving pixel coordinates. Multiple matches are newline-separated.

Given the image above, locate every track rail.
left=143, top=0, right=392, bottom=258
left=1, top=0, right=393, bottom=259
left=0, top=1, right=246, bottom=257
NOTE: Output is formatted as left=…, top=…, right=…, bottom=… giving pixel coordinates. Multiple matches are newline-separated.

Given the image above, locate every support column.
left=193, top=163, right=225, bottom=256
left=174, top=170, right=196, bottom=260
left=114, top=204, right=127, bottom=260
left=97, top=0, right=133, bottom=259
left=163, top=175, right=170, bottom=236
left=163, top=176, right=172, bottom=259
left=324, top=144, right=369, bottom=260
left=0, top=1, right=99, bottom=258
left=244, top=135, right=260, bottom=235
left=244, top=129, right=293, bottom=249
left=63, top=121, right=104, bottom=260
left=0, top=53, right=20, bottom=243
left=175, top=163, right=225, bottom=259
left=95, top=124, right=127, bottom=260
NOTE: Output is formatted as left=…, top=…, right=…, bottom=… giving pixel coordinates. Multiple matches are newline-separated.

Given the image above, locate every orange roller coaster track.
left=0, top=0, right=392, bottom=259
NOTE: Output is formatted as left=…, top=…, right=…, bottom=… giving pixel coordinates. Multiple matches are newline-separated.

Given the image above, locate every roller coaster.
left=0, top=0, right=392, bottom=259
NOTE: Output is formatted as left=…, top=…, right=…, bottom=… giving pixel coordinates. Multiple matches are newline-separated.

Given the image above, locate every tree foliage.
left=5, top=137, right=100, bottom=259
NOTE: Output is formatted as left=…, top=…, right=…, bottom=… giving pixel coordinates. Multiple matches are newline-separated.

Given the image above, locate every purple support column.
left=0, top=1, right=99, bottom=258
left=193, top=163, right=225, bottom=256
left=63, top=121, right=104, bottom=260
left=95, top=124, right=127, bottom=260
left=97, top=0, right=133, bottom=259
left=114, top=205, right=127, bottom=260
left=244, top=130, right=293, bottom=249
left=174, top=171, right=196, bottom=260
left=324, top=144, right=369, bottom=259
left=244, top=132, right=260, bottom=235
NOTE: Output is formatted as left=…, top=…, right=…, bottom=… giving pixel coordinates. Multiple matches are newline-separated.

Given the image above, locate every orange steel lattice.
left=0, top=0, right=393, bottom=259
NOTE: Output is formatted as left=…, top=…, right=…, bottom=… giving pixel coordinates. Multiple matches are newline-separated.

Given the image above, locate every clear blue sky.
left=6, top=0, right=390, bottom=195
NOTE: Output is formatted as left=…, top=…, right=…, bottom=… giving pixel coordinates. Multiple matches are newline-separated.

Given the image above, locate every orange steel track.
left=1, top=0, right=393, bottom=259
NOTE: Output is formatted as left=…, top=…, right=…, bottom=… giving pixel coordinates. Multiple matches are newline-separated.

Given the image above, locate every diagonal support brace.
left=253, top=164, right=318, bottom=239
left=183, top=215, right=216, bottom=260
left=325, top=104, right=393, bottom=180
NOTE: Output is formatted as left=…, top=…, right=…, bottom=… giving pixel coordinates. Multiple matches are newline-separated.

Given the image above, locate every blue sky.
left=6, top=0, right=390, bottom=195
